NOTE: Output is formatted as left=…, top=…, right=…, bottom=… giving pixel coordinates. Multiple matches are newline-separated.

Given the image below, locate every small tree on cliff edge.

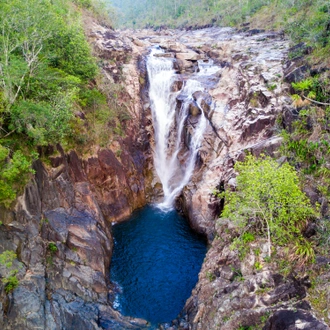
left=220, top=155, right=318, bottom=261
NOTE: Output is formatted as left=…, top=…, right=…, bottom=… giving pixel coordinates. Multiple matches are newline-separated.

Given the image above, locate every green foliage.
left=292, top=76, right=330, bottom=103
left=109, top=0, right=329, bottom=42
left=0, top=0, right=100, bottom=147
left=242, top=232, right=255, bottom=244
left=48, top=242, right=58, bottom=254
left=3, top=274, right=19, bottom=293
left=73, top=0, right=93, bottom=8
left=231, top=267, right=244, bottom=282
left=281, top=101, right=330, bottom=210
left=75, top=0, right=114, bottom=27
left=0, top=250, right=21, bottom=293
left=0, top=250, right=17, bottom=268
left=221, top=155, right=317, bottom=261
left=238, top=326, right=252, bottom=330
left=254, top=261, right=263, bottom=271
left=293, top=240, right=315, bottom=264
left=0, top=145, right=35, bottom=207
left=206, top=271, right=216, bottom=282
left=47, top=23, right=98, bottom=80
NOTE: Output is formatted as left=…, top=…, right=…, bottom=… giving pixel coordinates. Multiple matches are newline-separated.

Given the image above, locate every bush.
left=0, top=146, right=35, bottom=207
left=0, top=250, right=21, bottom=293
left=3, top=274, right=19, bottom=293
left=221, top=155, right=317, bottom=261
left=48, top=242, right=58, bottom=254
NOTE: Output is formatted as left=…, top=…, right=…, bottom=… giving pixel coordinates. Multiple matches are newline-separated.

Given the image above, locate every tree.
left=0, top=0, right=55, bottom=108
left=0, top=0, right=98, bottom=145
left=221, top=155, right=317, bottom=259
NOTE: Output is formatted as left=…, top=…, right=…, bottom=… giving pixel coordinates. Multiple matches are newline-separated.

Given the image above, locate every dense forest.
left=110, top=0, right=329, bottom=39
left=0, top=0, right=126, bottom=207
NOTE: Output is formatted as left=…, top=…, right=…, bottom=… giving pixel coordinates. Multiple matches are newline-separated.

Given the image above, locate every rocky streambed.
left=0, top=19, right=329, bottom=330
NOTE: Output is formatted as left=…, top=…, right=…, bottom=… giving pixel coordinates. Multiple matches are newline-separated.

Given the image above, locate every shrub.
left=0, top=146, right=35, bottom=207
left=221, top=155, right=317, bottom=261
left=0, top=250, right=21, bottom=293
left=3, top=273, right=19, bottom=293
left=48, top=242, right=58, bottom=254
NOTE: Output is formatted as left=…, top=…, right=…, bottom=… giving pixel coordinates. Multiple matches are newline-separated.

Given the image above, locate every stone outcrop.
left=0, top=20, right=151, bottom=330
left=0, top=156, right=149, bottom=329
left=1, top=21, right=329, bottom=330
left=125, top=27, right=329, bottom=329
left=180, top=220, right=329, bottom=330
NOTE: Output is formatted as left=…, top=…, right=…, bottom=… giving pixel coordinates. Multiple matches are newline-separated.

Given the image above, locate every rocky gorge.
left=0, top=17, right=329, bottom=330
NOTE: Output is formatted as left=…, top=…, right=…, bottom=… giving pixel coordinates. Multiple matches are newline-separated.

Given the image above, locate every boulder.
left=153, top=52, right=174, bottom=58
left=176, top=51, right=202, bottom=61
left=193, top=91, right=212, bottom=116
left=174, top=58, right=194, bottom=73
left=240, top=115, right=276, bottom=141
left=263, top=310, right=329, bottom=330
left=159, top=41, right=186, bottom=53
left=189, top=102, right=201, bottom=116
left=171, top=80, right=183, bottom=92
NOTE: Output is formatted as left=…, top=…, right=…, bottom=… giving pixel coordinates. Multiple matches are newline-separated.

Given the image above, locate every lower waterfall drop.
left=147, top=47, right=214, bottom=209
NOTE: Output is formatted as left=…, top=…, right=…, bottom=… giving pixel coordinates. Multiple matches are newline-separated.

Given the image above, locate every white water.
left=147, top=48, right=215, bottom=210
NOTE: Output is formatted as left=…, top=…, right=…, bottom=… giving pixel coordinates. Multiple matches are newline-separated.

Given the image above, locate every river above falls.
left=110, top=205, right=207, bottom=327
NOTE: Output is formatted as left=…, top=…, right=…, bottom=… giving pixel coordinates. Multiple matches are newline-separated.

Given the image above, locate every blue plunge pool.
left=110, top=205, right=207, bottom=326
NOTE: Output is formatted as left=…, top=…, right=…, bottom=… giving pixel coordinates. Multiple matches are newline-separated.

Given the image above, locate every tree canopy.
left=220, top=155, right=317, bottom=261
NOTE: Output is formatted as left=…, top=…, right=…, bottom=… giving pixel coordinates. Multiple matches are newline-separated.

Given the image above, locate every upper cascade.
left=146, top=47, right=217, bottom=210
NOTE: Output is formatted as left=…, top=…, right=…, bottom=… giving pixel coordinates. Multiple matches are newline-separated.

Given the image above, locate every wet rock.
left=154, top=52, right=174, bottom=58
left=227, top=177, right=237, bottom=189
left=247, top=29, right=265, bottom=35
left=176, top=51, right=202, bottom=61
left=251, top=136, right=283, bottom=157
left=189, top=102, right=201, bottom=116
left=261, top=276, right=307, bottom=306
left=192, top=91, right=212, bottom=116
left=303, top=222, right=317, bottom=238
left=174, top=58, right=194, bottom=73
left=281, top=105, right=299, bottom=132
left=303, top=186, right=320, bottom=205
left=320, top=197, right=329, bottom=216
left=171, top=80, right=183, bottom=92
left=131, top=37, right=146, bottom=47
left=74, top=111, right=86, bottom=120
left=159, top=41, right=187, bottom=53
left=240, top=116, right=276, bottom=141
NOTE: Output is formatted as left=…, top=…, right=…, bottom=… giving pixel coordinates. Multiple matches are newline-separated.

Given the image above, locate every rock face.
left=182, top=220, right=329, bottom=330
left=0, top=22, right=328, bottom=330
left=0, top=21, right=152, bottom=330
left=0, top=157, right=149, bottom=329
left=123, top=27, right=329, bottom=329
left=169, top=28, right=290, bottom=240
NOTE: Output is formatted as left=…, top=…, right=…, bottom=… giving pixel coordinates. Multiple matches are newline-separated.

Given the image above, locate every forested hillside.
left=0, top=0, right=121, bottom=207
left=110, top=0, right=330, bottom=54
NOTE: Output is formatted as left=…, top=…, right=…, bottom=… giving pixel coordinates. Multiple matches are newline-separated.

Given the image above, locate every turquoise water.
left=110, top=205, right=207, bottom=326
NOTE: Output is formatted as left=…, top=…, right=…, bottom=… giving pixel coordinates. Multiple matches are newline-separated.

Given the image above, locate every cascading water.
left=147, top=48, right=214, bottom=209
left=110, top=48, right=216, bottom=326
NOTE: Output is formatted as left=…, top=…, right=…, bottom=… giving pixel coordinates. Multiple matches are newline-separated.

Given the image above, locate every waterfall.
left=147, top=47, right=214, bottom=210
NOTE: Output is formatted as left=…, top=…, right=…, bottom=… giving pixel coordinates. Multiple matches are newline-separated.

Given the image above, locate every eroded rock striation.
left=0, top=21, right=152, bottom=330
left=127, top=27, right=329, bottom=329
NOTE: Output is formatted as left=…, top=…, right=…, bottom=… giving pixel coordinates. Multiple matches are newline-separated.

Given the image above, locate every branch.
left=0, top=128, right=16, bottom=139
left=302, top=94, right=330, bottom=106
left=255, top=201, right=272, bottom=257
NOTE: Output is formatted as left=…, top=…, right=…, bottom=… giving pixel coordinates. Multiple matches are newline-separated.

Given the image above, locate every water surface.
left=110, top=205, right=206, bottom=326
